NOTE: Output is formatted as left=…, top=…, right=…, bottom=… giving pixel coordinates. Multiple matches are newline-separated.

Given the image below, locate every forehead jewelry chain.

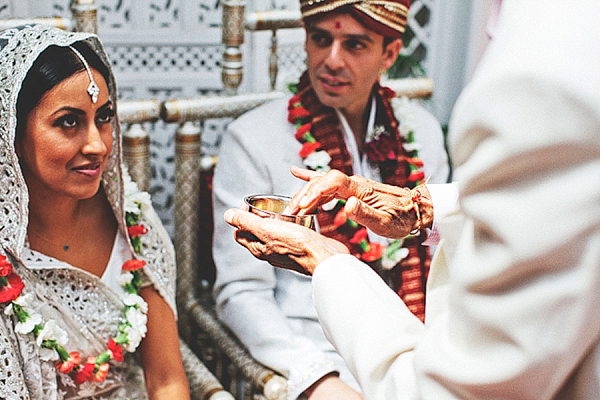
left=68, top=45, right=100, bottom=104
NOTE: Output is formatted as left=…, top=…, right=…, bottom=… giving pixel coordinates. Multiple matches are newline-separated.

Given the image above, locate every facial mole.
left=335, top=21, right=342, bottom=29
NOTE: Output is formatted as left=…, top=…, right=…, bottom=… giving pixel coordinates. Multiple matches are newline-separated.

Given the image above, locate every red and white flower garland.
left=1, top=174, right=151, bottom=384
left=288, top=91, right=425, bottom=267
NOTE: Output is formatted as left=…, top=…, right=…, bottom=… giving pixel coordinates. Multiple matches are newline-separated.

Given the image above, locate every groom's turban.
left=300, top=0, right=411, bottom=38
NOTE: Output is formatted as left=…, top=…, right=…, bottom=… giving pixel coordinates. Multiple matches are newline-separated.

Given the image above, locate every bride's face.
left=16, top=68, right=114, bottom=201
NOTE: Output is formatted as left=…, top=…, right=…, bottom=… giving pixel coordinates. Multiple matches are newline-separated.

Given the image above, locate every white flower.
left=36, top=320, right=68, bottom=360
left=381, top=247, right=410, bottom=270
left=117, top=272, right=134, bottom=287
left=123, top=325, right=143, bottom=353
left=366, top=125, right=386, bottom=142
left=125, top=191, right=152, bottom=214
left=123, top=293, right=149, bottom=314
left=403, top=142, right=422, bottom=152
left=322, top=198, right=340, bottom=212
left=381, top=239, right=410, bottom=270
left=391, top=96, right=412, bottom=116
left=303, top=150, right=331, bottom=172
left=392, top=97, right=417, bottom=138
left=124, top=308, right=148, bottom=352
left=39, top=347, right=59, bottom=361
left=36, top=320, right=68, bottom=347
left=123, top=172, right=151, bottom=213
left=15, top=312, right=42, bottom=335
left=126, top=307, right=148, bottom=337
left=7, top=293, right=34, bottom=317
left=399, top=118, right=417, bottom=138
left=13, top=293, right=33, bottom=307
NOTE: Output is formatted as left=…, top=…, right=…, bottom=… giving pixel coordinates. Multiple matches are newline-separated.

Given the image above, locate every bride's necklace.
left=28, top=229, right=76, bottom=252
left=27, top=206, right=83, bottom=252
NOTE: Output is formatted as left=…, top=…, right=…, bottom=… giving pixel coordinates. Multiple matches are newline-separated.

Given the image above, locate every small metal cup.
left=244, top=194, right=317, bottom=229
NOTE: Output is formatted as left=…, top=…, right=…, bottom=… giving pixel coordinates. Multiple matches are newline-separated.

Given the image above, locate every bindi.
left=335, top=21, right=342, bottom=29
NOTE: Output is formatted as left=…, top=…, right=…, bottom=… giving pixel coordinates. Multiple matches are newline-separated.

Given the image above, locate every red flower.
left=0, top=255, right=13, bottom=277
left=362, top=242, right=384, bottom=262
left=127, top=224, right=148, bottom=238
left=408, top=170, right=425, bottom=182
left=288, top=95, right=301, bottom=109
left=74, top=361, right=95, bottom=384
left=294, top=123, right=312, bottom=140
left=122, top=259, right=146, bottom=271
left=0, top=274, right=24, bottom=303
left=406, top=157, right=424, bottom=168
left=288, top=106, right=310, bottom=123
left=349, top=228, right=368, bottom=244
left=333, top=209, right=348, bottom=228
left=56, top=352, right=81, bottom=374
left=89, top=362, right=110, bottom=383
left=299, top=141, right=321, bottom=158
left=108, top=338, right=124, bottom=362
left=0, top=257, right=13, bottom=278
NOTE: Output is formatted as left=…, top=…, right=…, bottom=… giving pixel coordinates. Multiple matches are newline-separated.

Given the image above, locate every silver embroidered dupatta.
left=0, top=25, right=177, bottom=399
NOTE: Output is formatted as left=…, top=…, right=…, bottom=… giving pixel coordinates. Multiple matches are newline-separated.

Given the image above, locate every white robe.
left=312, top=0, right=600, bottom=398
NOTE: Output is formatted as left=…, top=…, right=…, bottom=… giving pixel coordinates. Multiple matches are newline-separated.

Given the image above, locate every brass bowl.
left=244, top=194, right=317, bottom=229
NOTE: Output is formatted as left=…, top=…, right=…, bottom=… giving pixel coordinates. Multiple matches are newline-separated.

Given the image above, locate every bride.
left=0, top=24, right=189, bottom=399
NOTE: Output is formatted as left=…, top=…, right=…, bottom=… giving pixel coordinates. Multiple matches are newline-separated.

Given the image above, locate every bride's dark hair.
left=15, top=40, right=111, bottom=136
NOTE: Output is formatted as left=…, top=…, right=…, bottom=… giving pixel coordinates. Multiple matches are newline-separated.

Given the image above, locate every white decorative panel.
left=109, top=44, right=222, bottom=74
left=403, top=0, right=434, bottom=72
left=98, top=0, right=133, bottom=30
left=0, top=1, right=13, bottom=17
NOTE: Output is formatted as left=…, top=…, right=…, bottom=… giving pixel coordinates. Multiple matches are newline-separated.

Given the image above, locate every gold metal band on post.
left=245, top=10, right=303, bottom=31
left=70, top=0, right=98, bottom=34
left=222, top=47, right=244, bottom=93
left=222, top=0, right=246, bottom=93
left=122, top=125, right=151, bottom=193
left=122, top=135, right=150, bottom=148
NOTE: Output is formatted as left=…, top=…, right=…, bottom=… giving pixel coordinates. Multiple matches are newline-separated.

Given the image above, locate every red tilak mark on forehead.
left=335, top=21, right=342, bottom=29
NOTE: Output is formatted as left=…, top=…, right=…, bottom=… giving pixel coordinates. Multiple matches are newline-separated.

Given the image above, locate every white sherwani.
left=312, top=0, right=600, bottom=398
left=212, top=95, right=448, bottom=398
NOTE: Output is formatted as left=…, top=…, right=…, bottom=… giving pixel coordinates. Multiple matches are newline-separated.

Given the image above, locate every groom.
left=212, top=1, right=449, bottom=398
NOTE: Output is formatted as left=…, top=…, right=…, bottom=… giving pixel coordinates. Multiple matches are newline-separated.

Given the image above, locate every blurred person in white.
left=0, top=24, right=189, bottom=399
left=212, top=0, right=449, bottom=398
left=223, top=0, right=600, bottom=398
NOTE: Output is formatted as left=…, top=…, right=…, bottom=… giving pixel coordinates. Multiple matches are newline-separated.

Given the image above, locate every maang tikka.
left=68, top=45, right=100, bottom=103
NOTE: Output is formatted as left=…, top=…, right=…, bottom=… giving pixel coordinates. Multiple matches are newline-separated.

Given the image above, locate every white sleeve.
left=313, top=254, right=424, bottom=399
left=422, top=182, right=459, bottom=246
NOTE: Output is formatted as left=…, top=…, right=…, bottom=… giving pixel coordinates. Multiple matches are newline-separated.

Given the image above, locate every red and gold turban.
left=300, top=0, right=411, bottom=38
